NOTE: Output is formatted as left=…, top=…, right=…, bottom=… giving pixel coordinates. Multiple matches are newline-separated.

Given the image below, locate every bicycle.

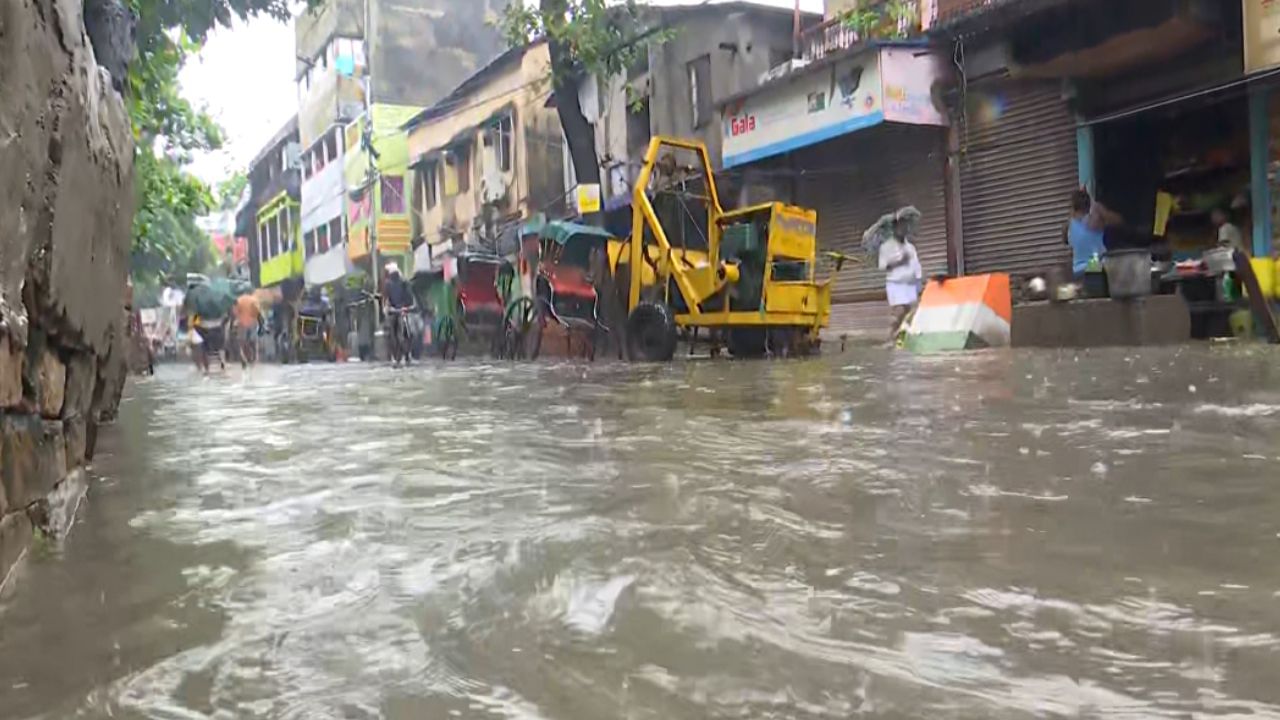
left=387, top=306, right=415, bottom=366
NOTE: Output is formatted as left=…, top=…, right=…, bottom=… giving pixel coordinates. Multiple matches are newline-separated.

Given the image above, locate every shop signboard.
left=1245, top=0, right=1280, bottom=74
left=880, top=47, right=948, bottom=126
left=721, top=46, right=945, bottom=169
left=576, top=183, right=602, bottom=215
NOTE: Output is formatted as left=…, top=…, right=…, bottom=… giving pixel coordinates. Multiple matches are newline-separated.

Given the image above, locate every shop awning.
left=541, top=221, right=617, bottom=246
left=1079, top=67, right=1280, bottom=127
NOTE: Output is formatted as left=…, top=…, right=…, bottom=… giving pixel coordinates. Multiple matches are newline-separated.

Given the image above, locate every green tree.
left=125, top=0, right=305, bottom=289
left=500, top=0, right=667, bottom=192
left=216, top=171, right=249, bottom=211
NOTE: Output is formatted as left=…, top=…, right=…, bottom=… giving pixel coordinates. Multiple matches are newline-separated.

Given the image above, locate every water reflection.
left=2, top=346, right=1279, bottom=718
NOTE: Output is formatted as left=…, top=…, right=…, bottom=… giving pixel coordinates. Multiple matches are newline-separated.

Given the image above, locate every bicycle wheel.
left=437, top=317, right=458, bottom=360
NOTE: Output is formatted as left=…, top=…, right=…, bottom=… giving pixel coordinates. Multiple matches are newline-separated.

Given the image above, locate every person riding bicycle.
left=382, top=262, right=416, bottom=364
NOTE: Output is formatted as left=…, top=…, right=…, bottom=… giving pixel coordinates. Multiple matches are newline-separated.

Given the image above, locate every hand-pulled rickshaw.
left=507, top=220, right=613, bottom=361
left=416, top=252, right=511, bottom=360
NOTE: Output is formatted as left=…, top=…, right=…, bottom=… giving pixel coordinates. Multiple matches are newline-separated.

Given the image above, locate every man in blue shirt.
left=1065, top=189, right=1122, bottom=277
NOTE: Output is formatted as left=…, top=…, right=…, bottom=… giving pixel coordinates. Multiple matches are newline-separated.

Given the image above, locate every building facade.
left=243, top=117, right=302, bottom=288
left=929, top=0, right=1275, bottom=277
left=292, top=0, right=510, bottom=287
left=568, top=3, right=809, bottom=210
left=402, top=42, right=566, bottom=269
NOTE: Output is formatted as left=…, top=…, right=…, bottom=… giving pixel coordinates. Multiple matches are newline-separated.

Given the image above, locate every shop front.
left=933, top=0, right=1279, bottom=346
left=719, top=42, right=952, bottom=339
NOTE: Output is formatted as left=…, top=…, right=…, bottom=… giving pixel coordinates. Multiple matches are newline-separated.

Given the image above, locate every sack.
left=190, top=329, right=204, bottom=346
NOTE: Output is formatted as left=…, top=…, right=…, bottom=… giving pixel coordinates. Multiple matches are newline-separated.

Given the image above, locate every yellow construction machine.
left=608, top=136, right=839, bottom=360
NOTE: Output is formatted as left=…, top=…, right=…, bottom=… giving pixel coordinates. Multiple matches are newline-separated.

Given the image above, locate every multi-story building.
left=402, top=41, right=566, bottom=269
left=293, top=0, right=509, bottom=285
left=243, top=117, right=302, bottom=288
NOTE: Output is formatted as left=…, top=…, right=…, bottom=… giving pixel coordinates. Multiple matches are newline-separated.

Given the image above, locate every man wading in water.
left=878, top=213, right=923, bottom=344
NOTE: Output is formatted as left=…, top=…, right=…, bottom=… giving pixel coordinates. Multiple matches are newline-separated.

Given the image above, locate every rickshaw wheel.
left=502, top=297, right=541, bottom=361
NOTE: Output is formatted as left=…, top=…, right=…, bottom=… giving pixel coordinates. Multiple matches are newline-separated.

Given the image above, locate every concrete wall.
left=572, top=5, right=801, bottom=199
left=0, top=0, right=137, bottom=588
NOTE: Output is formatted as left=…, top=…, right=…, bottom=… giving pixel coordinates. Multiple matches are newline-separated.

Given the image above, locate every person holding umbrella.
left=864, top=207, right=923, bottom=345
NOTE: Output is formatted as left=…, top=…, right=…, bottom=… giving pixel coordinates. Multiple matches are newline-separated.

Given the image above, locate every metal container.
left=1104, top=249, right=1153, bottom=299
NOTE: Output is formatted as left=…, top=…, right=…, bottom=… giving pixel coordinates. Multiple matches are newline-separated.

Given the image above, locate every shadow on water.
left=2, top=346, right=1280, bottom=718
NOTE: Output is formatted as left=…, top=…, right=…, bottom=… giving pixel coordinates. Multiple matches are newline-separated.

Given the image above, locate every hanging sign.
left=1245, top=0, right=1280, bottom=73
left=576, top=183, right=602, bottom=215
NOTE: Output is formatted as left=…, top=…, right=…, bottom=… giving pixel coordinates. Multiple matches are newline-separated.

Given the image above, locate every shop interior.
left=1095, top=93, right=1252, bottom=260
left=1088, top=92, right=1275, bottom=338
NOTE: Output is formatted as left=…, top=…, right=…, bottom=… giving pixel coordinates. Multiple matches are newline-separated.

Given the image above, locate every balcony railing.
left=800, top=1, right=923, bottom=63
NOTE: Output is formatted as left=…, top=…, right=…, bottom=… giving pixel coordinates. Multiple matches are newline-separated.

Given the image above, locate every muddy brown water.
left=3, top=347, right=1280, bottom=719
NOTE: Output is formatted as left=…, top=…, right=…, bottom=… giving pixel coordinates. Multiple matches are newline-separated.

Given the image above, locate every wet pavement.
left=3, top=347, right=1280, bottom=719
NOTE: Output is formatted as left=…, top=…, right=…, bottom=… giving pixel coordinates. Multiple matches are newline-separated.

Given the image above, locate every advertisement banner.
left=720, top=47, right=946, bottom=169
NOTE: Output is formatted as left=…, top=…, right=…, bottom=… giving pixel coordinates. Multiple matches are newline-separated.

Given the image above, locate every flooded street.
left=3, top=348, right=1280, bottom=719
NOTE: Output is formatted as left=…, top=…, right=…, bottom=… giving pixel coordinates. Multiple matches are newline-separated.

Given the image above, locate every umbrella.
left=186, top=277, right=254, bottom=318
left=861, top=206, right=922, bottom=258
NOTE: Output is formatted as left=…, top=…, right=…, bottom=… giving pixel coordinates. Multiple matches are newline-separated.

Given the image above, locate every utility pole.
left=364, top=0, right=379, bottom=300
left=364, top=0, right=386, bottom=357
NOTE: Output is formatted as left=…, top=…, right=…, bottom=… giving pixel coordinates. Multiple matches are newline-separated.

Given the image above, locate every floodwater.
left=3, top=347, right=1280, bottom=719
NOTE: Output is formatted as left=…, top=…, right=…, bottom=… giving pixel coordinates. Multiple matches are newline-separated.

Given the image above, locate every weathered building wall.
left=649, top=6, right=800, bottom=169
left=369, top=0, right=509, bottom=109
left=0, top=0, right=135, bottom=587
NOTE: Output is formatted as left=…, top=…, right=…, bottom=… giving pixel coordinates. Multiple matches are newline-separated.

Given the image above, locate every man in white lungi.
left=878, top=216, right=923, bottom=344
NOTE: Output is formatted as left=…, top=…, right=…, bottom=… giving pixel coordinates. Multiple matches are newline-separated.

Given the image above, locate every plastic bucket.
left=1104, top=249, right=1153, bottom=299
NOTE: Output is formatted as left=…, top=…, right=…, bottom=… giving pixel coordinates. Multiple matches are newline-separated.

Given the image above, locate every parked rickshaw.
left=508, top=220, right=612, bottom=360
left=416, top=252, right=510, bottom=359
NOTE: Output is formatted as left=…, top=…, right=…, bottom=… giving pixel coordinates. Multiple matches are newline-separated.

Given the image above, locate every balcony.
left=801, top=1, right=922, bottom=63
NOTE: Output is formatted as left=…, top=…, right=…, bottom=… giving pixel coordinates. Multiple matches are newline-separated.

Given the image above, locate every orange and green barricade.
left=905, top=274, right=1012, bottom=353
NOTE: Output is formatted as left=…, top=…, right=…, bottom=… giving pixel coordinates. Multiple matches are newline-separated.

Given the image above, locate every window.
left=443, top=147, right=471, bottom=196
left=316, top=223, right=329, bottom=253
left=268, top=217, right=280, bottom=258
left=345, top=120, right=361, bottom=152
left=491, top=115, right=513, bottom=173
left=769, top=47, right=793, bottom=72
left=259, top=225, right=268, bottom=261
left=418, top=162, right=438, bottom=210
left=324, top=130, right=339, bottom=164
left=381, top=175, right=405, bottom=215
left=627, top=97, right=651, bottom=155
left=688, top=55, right=712, bottom=128
left=304, top=230, right=316, bottom=257
left=329, top=217, right=344, bottom=248
left=627, top=51, right=649, bottom=81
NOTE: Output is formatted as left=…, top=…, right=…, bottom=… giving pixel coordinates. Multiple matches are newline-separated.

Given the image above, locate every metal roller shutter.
left=796, top=124, right=950, bottom=302
left=959, top=82, right=1078, bottom=276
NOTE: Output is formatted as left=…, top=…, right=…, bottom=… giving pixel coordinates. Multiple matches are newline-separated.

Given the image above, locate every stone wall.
left=0, top=0, right=135, bottom=587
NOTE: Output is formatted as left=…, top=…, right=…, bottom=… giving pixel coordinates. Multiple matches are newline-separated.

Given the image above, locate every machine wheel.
left=727, top=329, right=767, bottom=359
left=625, top=302, right=677, bottom=362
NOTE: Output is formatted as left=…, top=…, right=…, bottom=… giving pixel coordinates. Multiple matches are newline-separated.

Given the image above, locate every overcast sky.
left=180, top=0, right=825, bottom=185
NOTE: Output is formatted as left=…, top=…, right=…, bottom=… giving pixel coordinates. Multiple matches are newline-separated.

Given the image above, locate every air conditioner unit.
left=480, top=168, right=510, bottom=207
